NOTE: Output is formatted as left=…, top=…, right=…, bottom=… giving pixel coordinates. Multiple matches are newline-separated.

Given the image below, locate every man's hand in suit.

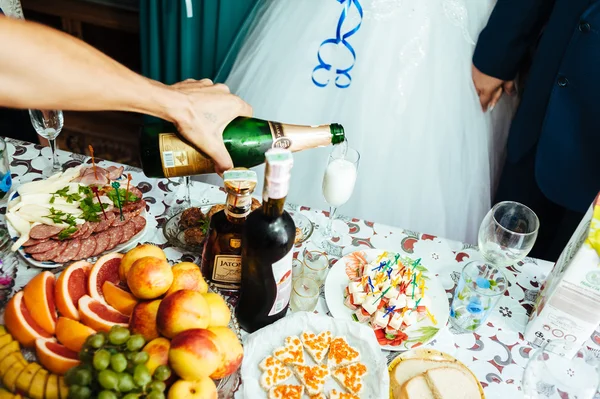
left=472, top=64, right=515, bottom=112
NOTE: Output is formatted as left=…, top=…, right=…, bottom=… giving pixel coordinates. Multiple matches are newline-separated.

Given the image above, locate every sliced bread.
left=425, top=367, right=480, bottom=399
left=398, top=374, right=436, bottom=399
left=391, top=359, right=465, bottom=398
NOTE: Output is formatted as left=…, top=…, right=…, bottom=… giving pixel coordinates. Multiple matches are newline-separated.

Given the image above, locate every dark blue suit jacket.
left=474, top=0, right=600, bottom=214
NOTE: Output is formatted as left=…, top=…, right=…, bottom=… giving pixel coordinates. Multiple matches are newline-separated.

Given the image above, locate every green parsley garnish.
left=50, top=186, right=81, bottom=204
left=106, top=188, right=138, bottom=205
left=79, top=197, right=108, bottom=222
left=58, top=226, right=78, bottom=240
left=44, top=207, right=77, bottom=226
left=78, top=185, right=92, bottom=196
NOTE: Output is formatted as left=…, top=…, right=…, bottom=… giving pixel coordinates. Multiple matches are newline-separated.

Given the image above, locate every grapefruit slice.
left=88, top=253, right=124, bottom=304
left=4, top=292, right=52, bottom=348
left=35, top=339, right=80, bottom=376
left=78, top=295, right=129, bottom=332
left=23, top=271, right=57, bottom=335
left=55, top=261, right=92, bottom=320
left=55, top=317, right=96, bottom=353
left=102, top=281, right=138, bottom=316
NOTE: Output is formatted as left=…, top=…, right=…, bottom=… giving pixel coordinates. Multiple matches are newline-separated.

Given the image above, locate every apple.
left=157, top=290, right=210, bottom=338
left=120, top=244, right=167, bottom=282
left=129, top=299, right=161, bottom=342
left=169, top=329, right=221, bottom=380
left=165, top=262, right=208, bottom=297
left=207, top=327, right=243, bottom=379
left=127, top=256, right=173, bottom=299
left=167, top=377, right=217, bottom=399
left=203, top=293, right=231, bottom=327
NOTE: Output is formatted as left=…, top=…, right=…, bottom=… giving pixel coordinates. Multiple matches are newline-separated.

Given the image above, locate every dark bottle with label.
left=139, top=117, right=345, bottom=178
left=236, top=149, right=295, bottom=333
left=201, top=169, right=257, bottom=290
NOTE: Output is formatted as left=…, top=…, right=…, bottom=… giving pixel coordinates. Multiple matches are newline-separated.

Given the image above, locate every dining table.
left=0, top=138, right=565, bottom=399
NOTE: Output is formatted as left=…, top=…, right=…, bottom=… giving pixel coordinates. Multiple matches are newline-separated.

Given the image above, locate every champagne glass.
left=313, top=144, right=360, bottom=257
left=478, top=201, right=539, bottom=267
left=522, top=340, right=600, bottom=399
left=29, top=110, right=64, bottom=176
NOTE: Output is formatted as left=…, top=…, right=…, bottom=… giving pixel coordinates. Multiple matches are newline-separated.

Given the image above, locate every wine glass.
left=478, top=201, right=539, bottom=267
left=522, top=340, right=600, bottom=399
left=29, top=109, right=64, bottom=176
left=313, top=144, right=360, bottom=257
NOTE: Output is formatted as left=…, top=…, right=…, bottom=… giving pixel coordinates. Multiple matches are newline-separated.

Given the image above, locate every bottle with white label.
left=236, top=149, right=295, bottom=332
left=201, top=168, right=257, bottom=290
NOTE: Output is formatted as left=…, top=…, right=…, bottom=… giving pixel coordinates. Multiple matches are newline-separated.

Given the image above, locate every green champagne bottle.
left=139, top=117, right=345, bottom=178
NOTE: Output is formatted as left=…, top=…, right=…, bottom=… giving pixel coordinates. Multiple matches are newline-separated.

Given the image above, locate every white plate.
left=6, top=190, right=153, bottom=269
left=238, top=311, right=389, bottom=399
left=324, top=249, right=449, bottom=352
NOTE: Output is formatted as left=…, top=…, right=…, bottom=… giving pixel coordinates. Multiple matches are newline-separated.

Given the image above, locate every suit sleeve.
left=473, top=0, right=556, bottom=81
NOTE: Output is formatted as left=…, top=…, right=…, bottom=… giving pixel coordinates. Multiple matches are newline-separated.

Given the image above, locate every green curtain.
left=140, top=0, right=259, bottom=85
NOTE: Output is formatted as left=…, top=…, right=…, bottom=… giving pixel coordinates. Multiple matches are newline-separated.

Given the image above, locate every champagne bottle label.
left=212, top=254, right=242, bottom=288
left=268, top=249, right=293, bottom=316
left=268, top=122, right=333, bottom=152
left=159, top=133, right=214, bottom=177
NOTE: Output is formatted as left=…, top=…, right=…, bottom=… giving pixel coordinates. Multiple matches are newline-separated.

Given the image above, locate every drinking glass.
left=292, top=258, right=304, bottom=283
left=0, top=138, right=12, bottom=200
left=478, top=201, right=539, bottom=267
left=449, top=261, right=507, bottom=332
left=522, top=340, right=600, bottom=399
left=290, top=276, right=320, bottom=312
left=302, top=249, right=329, bottom=285
left=313, top=144, right=360, bottom=256
left=29, top=109, right=64, bottom=176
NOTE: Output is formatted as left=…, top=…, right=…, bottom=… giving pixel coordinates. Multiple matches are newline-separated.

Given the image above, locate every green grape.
left=148, top=381, right=166, bottom=392
left=108, top=326, right=131, bottom=345
left=69, top=385, right=92, bottom=399
left=98, top=390, right=119, bottom=399
left=78, top=346, right=95, bottom=363
left=126, top=335, right=146, bottom=352
left=87, top=333, right=106, bottom=349
left=73, top=368, right=93, bottom=386
left=98, top=369, right=119, bottom=391
left=110, top=353, right=128, bottom=373
left=152, top=365, right=171, bottom=382
left=117, top=372, right=135, bottom=393
left=132, top=351, right=149, bottom=365
left=133, top=364, right=152, bottom=387
left=64, top=366, right=79, bottom=386
left=122, top=394, right=140, bottom=399
left=146, top=392, right=165, bottom=399
left=93, top=349, right=111, bottom=371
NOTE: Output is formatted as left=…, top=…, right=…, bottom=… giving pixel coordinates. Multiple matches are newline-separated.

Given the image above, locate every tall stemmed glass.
left=478, top=201, right=539, bottom=267
left=313, top=144, right=360, bottom=257
left=28, top=110, right=64, bottom=176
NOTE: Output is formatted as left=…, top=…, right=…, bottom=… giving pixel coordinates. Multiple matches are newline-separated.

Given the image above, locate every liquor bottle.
left=139, top=117, right=344, bottom=178
left=201, top=168, right=257, bottom=290
left=236, top=148, right=295, bottom=332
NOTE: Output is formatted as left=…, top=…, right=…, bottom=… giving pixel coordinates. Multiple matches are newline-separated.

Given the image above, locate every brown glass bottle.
left=201, top=169, right=257, bottom=290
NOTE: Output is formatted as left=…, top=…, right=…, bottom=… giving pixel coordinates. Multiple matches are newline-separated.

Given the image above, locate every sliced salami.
left=122, top=199, right=146, bottom=214
left=128, top=187, right=143, bottom=199
left=31, top=241, right=66, bottom=262
left=22, top=238, right=47, bottom=247
left=132, top=216, right=147, bottom=233
left=110, top=213, right=131, bottom=228
left=75, top=237, right=96, bottom=260
left=120, top=221, right=137, bottom=244
left=30, top=225, right=62, bottom=240
left=53, top=238, right=81, bottom=263
left=107, top=227, right=124, bottom=250
left=95, top=213, right=116, bottom=233
left=24, top=240, right=59, bottom=254
left=67, top=224, right=88, bottom=240
left=82, top=222, right=97, bottom=239
left=92, top=231, right=110, bottom=257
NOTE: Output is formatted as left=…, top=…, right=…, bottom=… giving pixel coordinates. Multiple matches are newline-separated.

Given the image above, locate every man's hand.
left=472, top=64, right=515, bottom=112
left=168, top=79, right=252, bottom=174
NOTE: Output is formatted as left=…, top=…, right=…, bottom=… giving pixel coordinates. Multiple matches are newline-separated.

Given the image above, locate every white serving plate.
left=324, top=249, right=449, bottom=351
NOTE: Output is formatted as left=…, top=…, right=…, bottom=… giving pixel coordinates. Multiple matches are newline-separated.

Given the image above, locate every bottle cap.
left=223, top=168, right=257, bottom=195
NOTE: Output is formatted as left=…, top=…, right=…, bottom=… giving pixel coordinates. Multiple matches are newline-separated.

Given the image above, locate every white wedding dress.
left=201, top=0, right=517, bottom=244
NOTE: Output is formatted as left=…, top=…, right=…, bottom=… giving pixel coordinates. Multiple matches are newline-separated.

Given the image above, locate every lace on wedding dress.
left=363, top=0, right=404, bottom=20
left=442, top=0, right=475, bottom=45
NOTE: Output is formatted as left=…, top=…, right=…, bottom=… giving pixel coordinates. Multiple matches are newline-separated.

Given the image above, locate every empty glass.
left=29, top=109, right=64, bottom=176
left=290, top=276, right=320, bottom=312
left=303, top=249, right=329, bottom=285
left=478, top=201, right=539, bottom=267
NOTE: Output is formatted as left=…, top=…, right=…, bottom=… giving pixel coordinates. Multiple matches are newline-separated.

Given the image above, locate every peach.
left=143, top=337, right=170, bottom=376
left=120, top=244, right=167, bottom=282
left=167, top=377, right=217, bottom=399
left=203, top=293, right=231, bottom=327
left=165, top=262, right=208, bottom=297
left=127, top=257, right=173, bottom=299
left=169, top=329, right=221, bottom=380
left=129, top=300, right=161, bottom=342
left=157, top=290, right=210, bottom=338
left=207, top=327, right=243, bottom=379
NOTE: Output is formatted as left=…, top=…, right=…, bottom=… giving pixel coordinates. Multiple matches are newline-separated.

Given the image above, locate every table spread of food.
left=0, top=138, right=588, bottom=399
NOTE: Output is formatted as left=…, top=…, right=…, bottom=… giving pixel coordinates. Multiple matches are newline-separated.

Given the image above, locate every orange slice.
left=35, top=339, right=80, bottom=376
left=55, top=261, right=92, bottom=320
left=88, top=253, right=123, bottom=304
left=78, top=295, right=129, bottom=332
left=5, top=292, right=52, bottom=348
left=102, top=281, right=138, bottom=316
left=23, top=271, right=57, bottom=335
left=55, top=317, right=96, bottom=353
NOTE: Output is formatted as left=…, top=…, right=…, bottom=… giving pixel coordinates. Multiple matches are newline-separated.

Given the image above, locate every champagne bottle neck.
left=262, top=197, right=286, bottom=218
left=274, top=122, right=346, bottom=152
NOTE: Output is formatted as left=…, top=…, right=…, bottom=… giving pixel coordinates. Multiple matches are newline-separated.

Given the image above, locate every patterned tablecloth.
left=0, top=138, right=557, bottom=399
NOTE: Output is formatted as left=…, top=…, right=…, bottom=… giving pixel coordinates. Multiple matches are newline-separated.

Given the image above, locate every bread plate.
left=388, top=348, right=484, bottom=399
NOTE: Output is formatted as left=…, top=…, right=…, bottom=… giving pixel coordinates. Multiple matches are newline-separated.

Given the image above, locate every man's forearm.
left=0, top=16, right=189, bottom=125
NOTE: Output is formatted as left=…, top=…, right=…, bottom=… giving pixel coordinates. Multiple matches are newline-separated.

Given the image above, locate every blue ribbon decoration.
left=312, top=0, right=363, bottom=88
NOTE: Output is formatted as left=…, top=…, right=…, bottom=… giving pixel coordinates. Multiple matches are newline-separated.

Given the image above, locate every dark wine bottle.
left=235, top=149, right=295, bottom=333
